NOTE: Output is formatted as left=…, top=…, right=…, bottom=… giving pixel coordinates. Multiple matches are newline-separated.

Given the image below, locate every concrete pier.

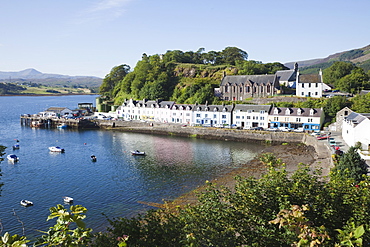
left=20, top=116, right=99, bottom=129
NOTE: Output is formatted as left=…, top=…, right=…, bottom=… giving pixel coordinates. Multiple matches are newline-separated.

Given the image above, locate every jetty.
left=20, top=115, right=99, bottom=129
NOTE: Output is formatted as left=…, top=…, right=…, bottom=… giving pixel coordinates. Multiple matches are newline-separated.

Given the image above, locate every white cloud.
left=77, top=0, right=132, bottom=24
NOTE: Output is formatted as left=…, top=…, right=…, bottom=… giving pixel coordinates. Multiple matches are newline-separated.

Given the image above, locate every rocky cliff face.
left=173, top=65, right=239, bottom=79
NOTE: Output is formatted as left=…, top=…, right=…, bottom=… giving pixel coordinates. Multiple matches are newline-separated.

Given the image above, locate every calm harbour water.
left=0, top=95, right=262, bottom=238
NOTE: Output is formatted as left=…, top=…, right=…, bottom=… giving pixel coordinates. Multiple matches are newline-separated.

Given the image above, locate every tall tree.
left=323, top=61, right=354, bottom=87
left=220, top=47, right=248, bottom=65
left=332, top=146, right=368, bottom=183
left=323, top=96, right=351, bottom=122
left=351, top=93, right=370, bottom=113
left=99, top=64, right=130, bottom=97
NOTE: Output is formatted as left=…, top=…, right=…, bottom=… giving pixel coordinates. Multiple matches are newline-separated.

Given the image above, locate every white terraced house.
left=268, top=107, right=324, bottom=131
left=191, top=103, right=234, bottom=127
left=233, top=104, right=271, bottom=129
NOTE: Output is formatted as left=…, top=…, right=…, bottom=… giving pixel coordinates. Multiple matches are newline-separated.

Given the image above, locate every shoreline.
left=170, top=143, right=321, bottom=207
left=96, top=122, right=333, bottom=208
left=0, top=93, right=97, bottom=97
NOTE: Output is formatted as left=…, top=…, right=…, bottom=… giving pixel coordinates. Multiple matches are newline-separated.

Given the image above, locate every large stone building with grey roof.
left=219, top=74, right=280, bottom=101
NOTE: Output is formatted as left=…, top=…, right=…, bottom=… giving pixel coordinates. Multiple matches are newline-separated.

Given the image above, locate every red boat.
left=316, top=135, right=329, bottom=140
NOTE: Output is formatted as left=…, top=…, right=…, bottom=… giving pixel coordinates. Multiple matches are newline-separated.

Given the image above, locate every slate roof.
left=193, top=104, right=234, bottom=112
left=345, top=112, right=369, bottom=125
left=158, top=101, right=175, bottom=108
left=45, top=107, right=72, bottom=113
left=270, top=107, right=323, bottom=117
left=276, top=69, right=297, bottom=82
left=298, top=74, right=321, bottom=83
left=220, top=75, right=277, bottom=86
left=172, top=104, right=193, bottom=110
left=234, top=104, right=272, bottom=112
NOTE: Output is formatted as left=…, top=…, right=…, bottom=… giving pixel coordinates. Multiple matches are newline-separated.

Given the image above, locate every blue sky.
left=1, top=0, right=369, bottom=78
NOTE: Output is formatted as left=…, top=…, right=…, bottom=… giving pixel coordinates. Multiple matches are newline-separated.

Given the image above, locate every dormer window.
left=273, top=108, right=279, bottom=114
left=197, top=107, right=201, bottom=111
left=213, top=108, right=218, bottom=112
left=285, top=108, right=291, bottom=115
left=310, top=109, right=315, bottom=115
left=297, top=109, right=302, bottom=115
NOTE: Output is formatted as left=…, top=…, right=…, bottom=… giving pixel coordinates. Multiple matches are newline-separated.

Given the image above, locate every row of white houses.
left=114, top=99, right=325, bottom=131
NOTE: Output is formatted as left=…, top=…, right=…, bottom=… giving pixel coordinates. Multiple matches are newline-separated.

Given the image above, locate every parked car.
left=278, top=127, right=291, bottom=132
left=293, top=127, right=304, bottom=132
left=266, top=128, right=278, bottom=131
left=250, top=127, right=264, bottom=130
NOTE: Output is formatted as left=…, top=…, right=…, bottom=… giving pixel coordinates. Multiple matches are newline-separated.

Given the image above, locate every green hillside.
left=288, top=44, right=370, bottom=74
left=100, top=47, right=289, bottom=105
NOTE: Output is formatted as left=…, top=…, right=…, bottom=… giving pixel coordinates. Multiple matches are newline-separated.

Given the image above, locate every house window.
left=205, top=114, right=208, bottom=118
left=308, top=118, right=313, bottom=122
left=316, top=83, right=318, bottom=87
left=260, top=110, right=265, bottom=114
left=196, top=114, right=200, bottom=118
left=225, top=85, right=228, bottom=93
left=225, top=97, right=229, bottom=100
left=240, top=87, right=243, bottom=93
left=309, top=83, right=311, bottom=88
left=247, top=116, right=251, bottom=119
left=245, top=86, right=250, bottom=93
left=222, top=115, right=226, bottom=119
left=274, top=117, right=279, bottom=121
left=236, top=116, right=240, bottom=119
left=186, top=113, right=190, bottom=116
left=285, top=117, right=289, bottom=121
left=296, top=118, right=301, bottom=122
left=301, top=92, right=304, bottom=96
left=260, top=116, right=264, bottom=120
left=302, top=84, right=304, bottom=88
left=213, top=114, right=216, bottom=118
left=315, top=92, right=318, bottom=95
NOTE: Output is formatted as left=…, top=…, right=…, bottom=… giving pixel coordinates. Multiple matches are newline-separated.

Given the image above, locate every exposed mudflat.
left=170, top=143, right=325, bottom=207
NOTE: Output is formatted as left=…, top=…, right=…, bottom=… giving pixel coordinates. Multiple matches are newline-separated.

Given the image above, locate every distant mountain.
left=0, top=68, right=102, bottom=88
left=284, top=44, right=370, bottom=73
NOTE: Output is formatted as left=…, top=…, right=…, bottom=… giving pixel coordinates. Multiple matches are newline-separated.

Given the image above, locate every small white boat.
left=131, top=150, right=145, bottom=156
left=57, top=123, right=68, bottom=129
left=63, top=196, right=74, bottom=203
left=20, top=200, right=33, bottom=207
left=91, top=155, right=97, bottom=162
left=7, top=154, right=19, bottom=162
left=49, top=146, right=65, bottom=152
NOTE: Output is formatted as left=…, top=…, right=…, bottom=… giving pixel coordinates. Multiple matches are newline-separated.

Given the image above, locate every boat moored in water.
left=49, top=146, right=65, bottom=152
left=12, top=144, right=20, bottom=150
left=7, top=154, right=19, bottom=162
left=63, top=196, right=74, bottom=203
left=20, top=200, right=33, bottom=207
left=57, top=123, right=68, bottom=129
left=131, top=150, right=145, bottom=156
left=91, top=155, right=97, bottom=162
